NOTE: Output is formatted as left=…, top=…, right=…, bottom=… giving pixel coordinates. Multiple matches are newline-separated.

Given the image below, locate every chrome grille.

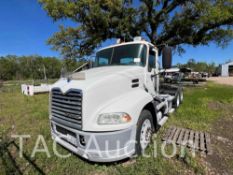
left=51, top=88, right=82, bottom=130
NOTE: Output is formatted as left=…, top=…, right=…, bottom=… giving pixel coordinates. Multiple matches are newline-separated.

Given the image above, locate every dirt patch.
left=208, top=77, right=233, bottom=86
left=208, top=101, right=233, bottom=111
left=208, top=101, right=223, bottom=110
left=204, top=116, right=233, bottom=174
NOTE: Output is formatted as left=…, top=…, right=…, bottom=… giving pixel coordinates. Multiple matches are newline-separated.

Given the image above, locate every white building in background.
left=221, top=61, right=233, bottom=76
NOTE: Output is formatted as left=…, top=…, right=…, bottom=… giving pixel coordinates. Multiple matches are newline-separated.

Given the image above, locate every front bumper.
left=51, top=121, right=136, bottom=162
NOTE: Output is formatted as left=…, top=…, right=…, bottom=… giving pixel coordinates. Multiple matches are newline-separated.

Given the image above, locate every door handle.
left=151, top=74, right=156, bottom=78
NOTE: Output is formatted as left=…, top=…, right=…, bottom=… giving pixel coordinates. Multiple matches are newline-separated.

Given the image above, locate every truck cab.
left=49, top=38, right=183, bottom=162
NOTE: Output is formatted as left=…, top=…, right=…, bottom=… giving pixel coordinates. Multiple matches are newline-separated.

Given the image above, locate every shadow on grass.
left=0, top=137, right=45, bottom=175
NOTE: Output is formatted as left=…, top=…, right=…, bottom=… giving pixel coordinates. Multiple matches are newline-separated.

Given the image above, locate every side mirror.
left=162, top=46, right=172, bottom=69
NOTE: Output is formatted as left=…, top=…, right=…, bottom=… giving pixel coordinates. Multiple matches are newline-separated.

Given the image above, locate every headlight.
left=97, top=112, right=132, bottom=125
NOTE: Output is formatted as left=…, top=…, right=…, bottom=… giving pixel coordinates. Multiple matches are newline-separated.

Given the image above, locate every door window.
left=148, top=49, right=155, bottom=71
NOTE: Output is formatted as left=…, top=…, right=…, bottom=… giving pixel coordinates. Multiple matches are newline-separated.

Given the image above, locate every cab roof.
left=97, top=40, right=157, bottom=52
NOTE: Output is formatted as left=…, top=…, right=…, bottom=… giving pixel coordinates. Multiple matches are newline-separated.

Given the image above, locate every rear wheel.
left=135, top=110, right=155, bottom=155
left=173, top=93, right=180, bottom=108
left=179, top=89, right=184, bottom=103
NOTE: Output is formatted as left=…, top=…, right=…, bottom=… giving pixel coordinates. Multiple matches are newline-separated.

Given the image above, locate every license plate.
left=67, top=134, right=77, bottom=146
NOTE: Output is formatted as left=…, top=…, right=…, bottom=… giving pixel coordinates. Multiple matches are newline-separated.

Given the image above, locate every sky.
left=0, top=0, right=232, bottom=65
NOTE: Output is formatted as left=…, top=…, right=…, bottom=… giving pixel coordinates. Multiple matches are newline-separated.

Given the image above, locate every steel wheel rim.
left=140, top=119, right=152, bottom=150
left=180, top=91, right=184, bottom=101
left=177, top=96, right=180, bottom=106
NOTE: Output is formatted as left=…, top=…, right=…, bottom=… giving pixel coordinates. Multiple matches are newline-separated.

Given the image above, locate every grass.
left=0, top=81, right=233, bottom=175
left=168, top=82, right=233, bottom=131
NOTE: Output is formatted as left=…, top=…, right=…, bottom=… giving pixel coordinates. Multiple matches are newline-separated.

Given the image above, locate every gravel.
left=208, top=77, right=233, bottom=86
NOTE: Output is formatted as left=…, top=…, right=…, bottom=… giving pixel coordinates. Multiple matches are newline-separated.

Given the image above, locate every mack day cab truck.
left=49, top=37, right=183, bottom=162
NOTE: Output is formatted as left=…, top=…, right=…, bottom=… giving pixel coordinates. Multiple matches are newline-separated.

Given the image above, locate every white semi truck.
left=49, top=37, right=183, bottom=162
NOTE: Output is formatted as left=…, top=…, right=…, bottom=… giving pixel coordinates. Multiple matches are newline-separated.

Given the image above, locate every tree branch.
left=192, top=17, right=233, bottom=44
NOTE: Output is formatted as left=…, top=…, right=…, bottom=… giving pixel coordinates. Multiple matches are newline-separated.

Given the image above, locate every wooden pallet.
left=162, top=126, right=212, bottom=155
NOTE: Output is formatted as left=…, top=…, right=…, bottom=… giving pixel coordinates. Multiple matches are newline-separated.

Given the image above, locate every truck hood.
left=51, top=65, right=145, bottom=131
left=52, top=66, right=144, bottom=93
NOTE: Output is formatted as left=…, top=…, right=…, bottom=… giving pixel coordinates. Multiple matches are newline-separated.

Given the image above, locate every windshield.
left=95, top=44, right=147, bottom=67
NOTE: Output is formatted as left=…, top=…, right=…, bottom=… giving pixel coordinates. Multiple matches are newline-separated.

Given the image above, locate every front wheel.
left=135, top=110, right=155, bottom=155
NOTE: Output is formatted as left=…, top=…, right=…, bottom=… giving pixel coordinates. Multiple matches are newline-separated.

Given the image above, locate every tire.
left=179, top=89, right=184, bottom=103
left=173, top=93, right=180, bottom=108
left=135, top=110, right=155, bottom=155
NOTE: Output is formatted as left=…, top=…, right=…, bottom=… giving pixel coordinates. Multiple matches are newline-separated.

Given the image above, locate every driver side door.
left=145, top=47, right=157, bottom=96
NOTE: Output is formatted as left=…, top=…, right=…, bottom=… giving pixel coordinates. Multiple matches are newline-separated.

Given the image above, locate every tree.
left=0, top=55, right=63, bottom=80
left=187, top=58, right=196, bottom=69
left=195, top=62, right=208, bottom=72
left=206, top=62, right=216, bottom=74
left=43, top=57, right=62, bottom=78
left=39, top=0, right=233, bottom=58
left=179, top=59, right=217, bottom=74
left=0, top=56, right=18, bottom=80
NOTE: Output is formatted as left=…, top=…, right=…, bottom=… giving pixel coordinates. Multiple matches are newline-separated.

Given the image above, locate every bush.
left=0, top=80, right=3, bottom=88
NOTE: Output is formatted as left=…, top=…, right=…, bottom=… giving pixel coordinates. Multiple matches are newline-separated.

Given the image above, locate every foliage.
left=0, top=55, right=82, bottom=80
left=178, top=58, right=217, bottom=74
left=0, top=54, right=218, bottom=80
left=39, top=0, right=233, bottom=58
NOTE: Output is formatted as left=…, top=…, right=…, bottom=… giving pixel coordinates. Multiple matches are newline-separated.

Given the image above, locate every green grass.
left=0, top=81, right=233, bottom=175
left=168, top=82, right=233, bottom=131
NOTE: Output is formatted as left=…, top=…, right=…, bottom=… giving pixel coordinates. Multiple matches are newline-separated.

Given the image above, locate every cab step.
left=169, top=108, right=175, bottom=113
left=158, top=116, right=168, bottom=127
